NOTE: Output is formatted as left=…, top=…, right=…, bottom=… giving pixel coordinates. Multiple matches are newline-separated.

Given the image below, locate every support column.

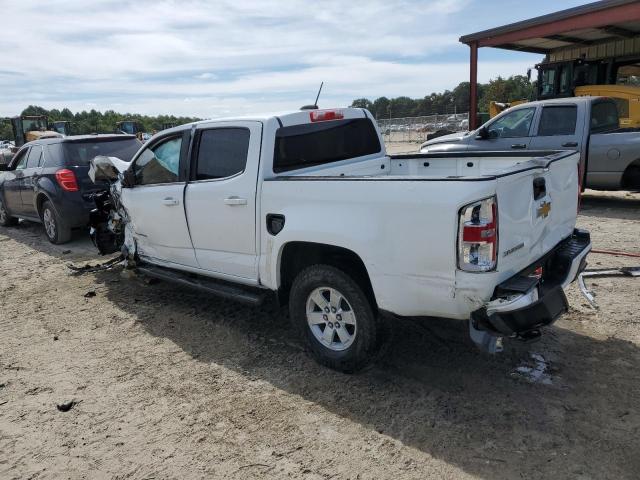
left=469, top=41, right=478, bottom=130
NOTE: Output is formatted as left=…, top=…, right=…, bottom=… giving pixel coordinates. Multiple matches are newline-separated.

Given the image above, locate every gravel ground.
left=0, top=187, right=638, bottom=480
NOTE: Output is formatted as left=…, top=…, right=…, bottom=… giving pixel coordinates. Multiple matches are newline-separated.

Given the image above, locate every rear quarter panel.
left=260, top=177, right=497, bottom=318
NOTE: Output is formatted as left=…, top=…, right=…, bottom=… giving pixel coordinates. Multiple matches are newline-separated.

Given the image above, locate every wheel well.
left=35, top=193, right=49, bottom=218
left=278, top=242, right=377, bottom=310
left=621, top=159, right=640, bottom=190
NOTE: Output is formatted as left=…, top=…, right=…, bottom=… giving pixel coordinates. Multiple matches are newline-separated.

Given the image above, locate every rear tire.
left=0, top=198, right=18, bottom=227
left=289, top=264, right=381, bottom=373
left=41, top=200, right=72, bottom=244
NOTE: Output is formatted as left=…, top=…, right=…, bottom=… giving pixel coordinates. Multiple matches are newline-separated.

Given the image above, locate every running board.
left=136, top=264, right=269, bottom=306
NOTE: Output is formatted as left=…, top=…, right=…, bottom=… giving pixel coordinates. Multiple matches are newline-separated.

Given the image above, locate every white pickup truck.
left=89, top=107, right=591, bottom=372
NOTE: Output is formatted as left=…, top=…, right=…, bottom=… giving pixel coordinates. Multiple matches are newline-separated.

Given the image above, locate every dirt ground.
left=1, top=184, right=639, bottom=479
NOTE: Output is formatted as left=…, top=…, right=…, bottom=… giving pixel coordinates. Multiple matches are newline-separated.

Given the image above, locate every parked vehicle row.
left=87, top=107, right=591, bottom=372
left=0, top=135, right=141, bottom=243
left=420, top=96, right=640, bottom=191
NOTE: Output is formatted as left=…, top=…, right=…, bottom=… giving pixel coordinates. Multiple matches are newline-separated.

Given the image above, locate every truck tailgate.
left=495, top=151, right=580, bottom=276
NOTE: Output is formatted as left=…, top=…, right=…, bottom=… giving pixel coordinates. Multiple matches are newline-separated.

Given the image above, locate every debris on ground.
left=84, top=291, right=96, bottom=298
left=510, top=353, right=553, bottom=385
left=67, top=256, right=123, bottom=275
left=56, top=399, right=79, bottom=412
left=578, top=266, right=640, bottom=308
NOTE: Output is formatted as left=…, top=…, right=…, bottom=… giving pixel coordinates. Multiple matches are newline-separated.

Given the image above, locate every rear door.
left=3, top=147, right=29, bottom=214
left=184, top=121, right=262, bottom=281
left=19, top=144, right=44, bottom=216
left=529, top=104, right=583, bottom=152
left=120, top=130, right=198, bottom=268
left=469, top=107, right=537, bottom=151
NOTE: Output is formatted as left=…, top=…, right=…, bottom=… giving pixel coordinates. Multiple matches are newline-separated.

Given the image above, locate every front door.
left=121, top=131, right=198, bottom=268
left=3, top=147, right=29, bottom=215
left=184, top=121, right=262, bottom=281
left=470, top=107, right=537, bottom=152
left=19, top=144, right=43, bottom=217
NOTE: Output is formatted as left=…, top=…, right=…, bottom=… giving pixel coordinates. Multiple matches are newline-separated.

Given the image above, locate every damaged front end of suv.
left=88, top=156, right=134, bottom=257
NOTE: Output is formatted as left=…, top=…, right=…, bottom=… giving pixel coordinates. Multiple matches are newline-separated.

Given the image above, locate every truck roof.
left=163, top=107, right=370, bottom=134
left=508, top=96, right=609, bottom=108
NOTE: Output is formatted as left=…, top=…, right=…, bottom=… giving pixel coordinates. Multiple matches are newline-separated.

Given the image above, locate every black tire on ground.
left=0, top=198, right=19, bottom=227
left=41, top=200, right=72, bottom=244
left=288, top=264, right=381, bottom=373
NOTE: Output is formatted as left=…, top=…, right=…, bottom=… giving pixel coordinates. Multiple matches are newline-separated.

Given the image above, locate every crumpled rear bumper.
left=472, top=229, right=591, bottom=339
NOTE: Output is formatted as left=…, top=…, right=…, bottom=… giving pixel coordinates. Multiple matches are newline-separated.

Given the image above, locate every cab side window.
left=26, top=146, right=43, bottom=168
left=133, top=136, right=182, bottom=185
left=487, top=108, right=536, bottom=138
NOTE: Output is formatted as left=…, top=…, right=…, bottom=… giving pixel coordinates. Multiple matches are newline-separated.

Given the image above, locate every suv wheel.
left=41, top=200, right=72, bottom=244
left=0, top=198, right=18, bottom=227
left=289, top=264, right=381, bottom=373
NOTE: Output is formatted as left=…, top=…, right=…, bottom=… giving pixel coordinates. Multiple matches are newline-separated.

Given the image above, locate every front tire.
left=41, top=200, right=72, bottom=244
left=0, top=198, right=18, bottom=227
left=289, top=264, right=380, bottom=373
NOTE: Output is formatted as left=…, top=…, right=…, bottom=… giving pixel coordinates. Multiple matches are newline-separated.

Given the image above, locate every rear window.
left=195, top=128, right=250, bottom=180
left=273, top=118, right=381, bottom=173
left=538, top=106, right=577, bottom=136
left=60, top=138, right=141, bottom=166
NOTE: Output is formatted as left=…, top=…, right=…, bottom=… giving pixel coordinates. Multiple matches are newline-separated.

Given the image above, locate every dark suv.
left=0, top=135, right=141, bottom=243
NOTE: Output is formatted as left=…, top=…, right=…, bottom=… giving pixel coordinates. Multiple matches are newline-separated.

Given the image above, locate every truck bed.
left=277, top=150, right=574, bottom=181
left=262, top=149, right=581, bottom=318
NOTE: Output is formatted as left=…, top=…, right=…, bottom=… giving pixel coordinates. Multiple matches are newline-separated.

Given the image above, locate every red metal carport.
left=460, top=0, right=640, bottom=128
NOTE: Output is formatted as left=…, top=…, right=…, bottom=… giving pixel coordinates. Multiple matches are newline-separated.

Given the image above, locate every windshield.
left=61, top=138, right=141, bottom=165
left=22, top=118, right=47, bottom=132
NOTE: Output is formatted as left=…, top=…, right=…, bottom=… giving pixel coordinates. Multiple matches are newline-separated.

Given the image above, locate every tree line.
left=351, top=75, right=536, bottom=119
left=1, top=75, right=536, bottom=140
left=0, top=105, right=200, bottom=141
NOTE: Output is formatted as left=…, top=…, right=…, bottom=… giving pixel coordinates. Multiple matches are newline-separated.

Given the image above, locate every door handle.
left=224, top=196, right=247, bottom=206
left=562, top=142, right=578, bottom=147
left=162, top=197, right=179, bottom=206
left=511, top=144, right=527, bottom=149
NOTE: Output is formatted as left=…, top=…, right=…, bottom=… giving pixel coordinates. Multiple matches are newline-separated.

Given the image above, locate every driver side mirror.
left=476, top=126, right=490, bottom=140
left=121, top=168, right=136, bottom=188
left=0, top=164, right=9, bottom=171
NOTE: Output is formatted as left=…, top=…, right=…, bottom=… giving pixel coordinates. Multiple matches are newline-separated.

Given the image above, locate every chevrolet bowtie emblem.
left=537, top=201, right=551, bottom=218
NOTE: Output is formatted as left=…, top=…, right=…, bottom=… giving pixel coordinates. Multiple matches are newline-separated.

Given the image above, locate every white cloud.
left=0, top=0, right=543, bottom=117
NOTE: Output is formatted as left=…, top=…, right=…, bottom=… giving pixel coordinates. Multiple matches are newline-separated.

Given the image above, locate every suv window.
left=61, top=138, right=140, bottom=166
left=195, top=128, right=250, bottom=180
left=26, top=145, right=43, bottom=168
left=487, top=108, right=535, bottom=138
left=134, top=135, right=182, bottom=185
left=274, top=118, right=381, bottom=173
left=538, top=106, right=577, bottom=136
left=590, top=101, right=619, bottom=133
left=13, top=148, right=29, bottom=170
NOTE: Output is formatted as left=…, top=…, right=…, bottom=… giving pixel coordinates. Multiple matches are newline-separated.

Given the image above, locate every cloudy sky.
left=1, top=0, right=587, bottom=118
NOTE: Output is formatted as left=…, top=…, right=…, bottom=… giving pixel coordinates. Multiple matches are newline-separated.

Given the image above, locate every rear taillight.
left=458, top=196, right=498, bottom=272
left=55, top=169, right=79, bottom=192
left=310, top=109, right=344, bottom=122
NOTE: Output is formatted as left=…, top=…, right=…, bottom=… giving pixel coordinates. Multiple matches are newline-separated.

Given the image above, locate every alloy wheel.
left=306, top=286, right=357, bottom=351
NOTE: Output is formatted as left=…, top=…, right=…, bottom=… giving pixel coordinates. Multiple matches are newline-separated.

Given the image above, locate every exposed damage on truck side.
left=88, top=156, right=133, bottom=257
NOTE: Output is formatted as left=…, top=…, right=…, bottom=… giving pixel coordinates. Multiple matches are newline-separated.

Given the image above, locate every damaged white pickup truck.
left=89, top=107, right=591, bottom=372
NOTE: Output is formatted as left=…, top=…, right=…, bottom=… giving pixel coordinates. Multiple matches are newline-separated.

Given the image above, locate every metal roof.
left=460, top=0, right=640, bottom=54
